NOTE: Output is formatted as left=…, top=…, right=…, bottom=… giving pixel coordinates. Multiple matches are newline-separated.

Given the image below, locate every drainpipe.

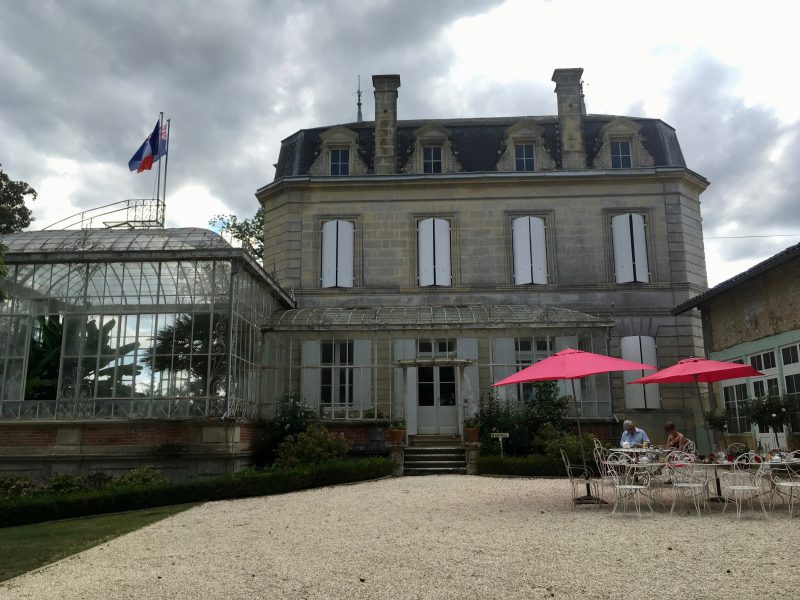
left=221, top=259, right=240, bottom=421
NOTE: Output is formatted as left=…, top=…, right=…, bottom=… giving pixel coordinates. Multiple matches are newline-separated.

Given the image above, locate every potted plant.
left=464, top=417, right=480, bottom=443
left=743, top=393, right=791, bottom=451
left=388, top=420, right=406, bottom=444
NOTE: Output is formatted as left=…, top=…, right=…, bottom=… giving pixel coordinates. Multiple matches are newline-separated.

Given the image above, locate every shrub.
left=0, top=457, right=392, bottom=528
left=114, top=467, right=166, bottom=487
left=276, top=424, right=350, bottom=468
left=0, top=475, right=42, bottom=500
left=252, top=393, right=316, bottom=467
left=477, top=455, right=563, bottom=477
left=44, top=473, right=88, bottom=496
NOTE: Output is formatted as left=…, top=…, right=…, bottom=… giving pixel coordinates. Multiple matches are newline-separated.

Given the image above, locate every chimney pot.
left=372, top=75, right=401, bottom=175
left=552, top=68, right=587, bottom=170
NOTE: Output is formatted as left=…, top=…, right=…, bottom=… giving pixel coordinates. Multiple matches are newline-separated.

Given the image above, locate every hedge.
left=477, top=454, right=565, bottom=477
left=0, top=457, right=392, bottom=528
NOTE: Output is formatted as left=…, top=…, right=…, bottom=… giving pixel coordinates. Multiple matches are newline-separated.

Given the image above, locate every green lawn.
left=0, top=503, right=195, bottom=582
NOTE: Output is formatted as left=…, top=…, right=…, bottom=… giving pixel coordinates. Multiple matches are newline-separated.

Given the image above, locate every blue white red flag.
left=128, top=121, right=167, bottom=173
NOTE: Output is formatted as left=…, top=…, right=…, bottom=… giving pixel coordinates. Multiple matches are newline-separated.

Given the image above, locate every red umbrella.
left=492, top=348, right=656, bottom=504
left=628, top=357, right=764, bottom=451
left=628, top=357, right=763, bottom=384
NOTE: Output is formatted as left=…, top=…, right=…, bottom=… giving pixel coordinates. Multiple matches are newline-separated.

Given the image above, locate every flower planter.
left=464, top=427, right=480, bottom=443
left=388, top=428, right=406, bottom=444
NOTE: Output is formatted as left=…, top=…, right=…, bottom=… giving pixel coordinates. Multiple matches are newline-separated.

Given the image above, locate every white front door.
left=754, top=424, right=787, bottom=452
left=417, top=365, right=458, bottom=435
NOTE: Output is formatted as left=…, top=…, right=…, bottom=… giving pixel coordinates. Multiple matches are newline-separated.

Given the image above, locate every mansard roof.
left=273, top=115, right=686, bottom=180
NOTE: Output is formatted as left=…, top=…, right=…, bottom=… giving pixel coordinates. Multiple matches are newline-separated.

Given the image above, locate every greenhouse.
left=0, top=228, right=293, bottom=422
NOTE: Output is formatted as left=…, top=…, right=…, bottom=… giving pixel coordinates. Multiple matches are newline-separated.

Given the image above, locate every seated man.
left=620, top=419, right=650, bottom=447
left=664, top=421, right=687, bottom=450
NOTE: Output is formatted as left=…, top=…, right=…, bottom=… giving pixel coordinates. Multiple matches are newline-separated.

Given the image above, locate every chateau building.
left=258, top=68, right=710, bottom=446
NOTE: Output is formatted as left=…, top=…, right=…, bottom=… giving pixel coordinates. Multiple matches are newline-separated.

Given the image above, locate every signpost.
left=491, top=432, right=509, bottom=457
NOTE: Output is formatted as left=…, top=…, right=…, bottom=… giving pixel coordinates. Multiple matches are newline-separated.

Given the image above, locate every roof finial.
left=356, top=75, right=363, bottom=123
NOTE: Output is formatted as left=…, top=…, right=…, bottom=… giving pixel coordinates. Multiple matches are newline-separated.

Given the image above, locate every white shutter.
left=630, top=213, right=649, bottom=283
left=300, top=340, right=321, bottom=413
left=621, top=335, right=660, bottom=409
left=491, top=337, right=516, bottom=402
left=418, top=218, right=435, bottom=286
left=512, top=217, right=533, bottom=285
left=612, top=214, right=634, bottom=284
left=321, top=221, right=338, bottom=288
left=529, top=217, right=547, bottom=284
left=352, top=340, right=372, bottom=412
left=433, top=218, right=451, bottom=286
left=336, top=221, right=354, bottom=287
left=458, top=338, right=479, bottom=416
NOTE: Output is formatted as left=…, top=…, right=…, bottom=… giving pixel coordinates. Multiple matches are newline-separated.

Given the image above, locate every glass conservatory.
left=0, top=228, right=292, bottom=422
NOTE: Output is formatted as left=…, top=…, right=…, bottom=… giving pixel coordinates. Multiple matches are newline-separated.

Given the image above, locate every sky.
left=1, top=0, right=799, bottom=287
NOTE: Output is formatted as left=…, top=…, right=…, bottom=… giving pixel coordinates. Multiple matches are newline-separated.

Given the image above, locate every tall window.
left=330, top=148, right=349, bottom=175
left=514, top=144, right=534, bottom=171
left=723, top=383, right=750, bottom=434
left=320, top=341, right=353, bottom=411
left=417, top=217, right=451, bottom=287
left=422, top=146, right=442, bottom=173
left=612, top=213, right=649, bottom=283
left=610, top=140, right=631, bottom=168
left=620, top=336, right=660, bottom=409
left=321, top=220, right=354, bottom=288
left=512, top=216, right=547, bottom=285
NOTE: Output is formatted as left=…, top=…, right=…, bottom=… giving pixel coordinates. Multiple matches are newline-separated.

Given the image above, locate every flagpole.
left=161, top=118, right=170, bottom=226
left=155, top=112, right=164, bottom=201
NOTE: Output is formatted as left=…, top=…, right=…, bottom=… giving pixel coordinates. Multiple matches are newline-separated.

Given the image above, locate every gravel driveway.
left=2, top=475, right=798, bottom=599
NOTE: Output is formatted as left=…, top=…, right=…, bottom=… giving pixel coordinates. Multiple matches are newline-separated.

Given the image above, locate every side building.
left=258, top=68, right=710, bottom=448
left=675, top=241, right=800, bottom=451
left=0, top=228, right=293, bottom=478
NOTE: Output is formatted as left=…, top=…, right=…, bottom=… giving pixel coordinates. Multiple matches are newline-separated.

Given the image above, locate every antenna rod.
left=356, top=75, right=363, bottom=123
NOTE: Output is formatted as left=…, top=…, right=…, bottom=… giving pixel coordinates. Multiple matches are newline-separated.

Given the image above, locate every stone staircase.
left=403, top=435, right=466, bottom=475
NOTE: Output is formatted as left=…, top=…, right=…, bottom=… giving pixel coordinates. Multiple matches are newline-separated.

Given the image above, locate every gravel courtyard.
left=2, top=475, right=798, bottom=599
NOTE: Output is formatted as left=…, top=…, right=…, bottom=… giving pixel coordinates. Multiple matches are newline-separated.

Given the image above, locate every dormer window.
left=514, top=144, right=535, bottom=172
left=610, top=140, right=631, bottom=169
left=330, top=148, right=350, bottom=175
left=423, top=145, right=443, bottom=173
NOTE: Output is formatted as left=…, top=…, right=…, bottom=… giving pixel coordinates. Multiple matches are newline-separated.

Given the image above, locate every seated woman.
left=664, top=422, right=687, bottom=450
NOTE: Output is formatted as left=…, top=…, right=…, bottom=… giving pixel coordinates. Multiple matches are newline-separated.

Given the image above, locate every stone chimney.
left=372, top=74, right=401, bottom=175
left=552, top=68, right=586, bottom=170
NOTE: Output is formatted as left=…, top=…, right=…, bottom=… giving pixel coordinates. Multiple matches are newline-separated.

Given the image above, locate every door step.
left=404, top=444, right=466, bottom=476
left=410, top=434, right=462, bottom=447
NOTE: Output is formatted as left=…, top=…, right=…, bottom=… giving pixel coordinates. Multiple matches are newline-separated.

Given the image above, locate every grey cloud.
left=0, top=0, right=502, bottom=223
left=665, top=56, right=800, bottom=264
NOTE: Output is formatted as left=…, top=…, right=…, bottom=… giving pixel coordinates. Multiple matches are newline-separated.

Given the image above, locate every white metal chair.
left=727, top=442, right=747, bottom=456
left=770, top=450, right=800, bottom=517
left=605, top=452, right=653, bottom=518
left=666, top=451, right=707, bottom=516
left=593, top=438, right=614, bottom=499
left=720, top=452, right=769, bottom=519
left=560, top=449, right=600, bottom=509
left=682, top=439, right=696, bottom=455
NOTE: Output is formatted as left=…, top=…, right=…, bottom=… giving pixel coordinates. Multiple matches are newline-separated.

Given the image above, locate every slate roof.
left=273, top=115, right=686, bottom=180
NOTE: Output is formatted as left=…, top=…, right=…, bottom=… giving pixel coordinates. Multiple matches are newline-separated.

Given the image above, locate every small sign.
left=491, top=432, right=509, bottom=439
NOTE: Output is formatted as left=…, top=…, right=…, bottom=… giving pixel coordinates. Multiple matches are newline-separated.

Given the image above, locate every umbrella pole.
left=696, top=376, right=714, bottom=452
left=571, top=379, right=604, bottom=505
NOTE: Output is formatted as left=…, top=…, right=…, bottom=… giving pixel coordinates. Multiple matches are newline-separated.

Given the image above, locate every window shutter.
left=300, top=340, right=321, bottom=413
left=612, top=214, right=634, bottom=283
left=512, top=217, right=533, bottom=285
left=621, top=335, right=660, bottom=409
left=491, top=337, right=516, bottom=403
left=458, top=338, right=479, bottom=417
left=433, top=218, right=451, bottom=286
left=321, top=221, right=338, bottom=288
left=352, top=340, right=372, bottom=412
left=630, top=214, right=649, bottom=283
left=529, top=217, right=547, bottom=284
left=336, top=220, right=354, bottom=287
left=418, top=218, right=435, bottom=286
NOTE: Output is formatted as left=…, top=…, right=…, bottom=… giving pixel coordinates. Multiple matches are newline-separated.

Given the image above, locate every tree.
left=209, top=206, right=264, bottom=258
left=0, top=163, right=36, bottom=235
left=1, top=164, right=36, bottom=301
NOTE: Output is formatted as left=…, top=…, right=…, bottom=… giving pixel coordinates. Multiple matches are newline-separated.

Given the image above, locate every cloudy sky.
left=2, top=0, right=799, bottom=286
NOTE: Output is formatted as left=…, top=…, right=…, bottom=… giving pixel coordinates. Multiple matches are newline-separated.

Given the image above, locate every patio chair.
left=683, top=439, right=696, bottom=455
left=720, top=452, right=769, bottom=519
left=666, top=453, right=707, bottom=516
left=727, top=442, right=747, bottom=456
left=605, top=452, right=653, bottom=518
left=560, top=449, right=600, bottom=510
left=770, top=450, right=800, bottom=518
left=593, top=439, right=613, bottom=498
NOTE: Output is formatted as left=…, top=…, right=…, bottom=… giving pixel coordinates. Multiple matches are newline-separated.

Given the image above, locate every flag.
left=128, top=120, right=167, bottom=173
